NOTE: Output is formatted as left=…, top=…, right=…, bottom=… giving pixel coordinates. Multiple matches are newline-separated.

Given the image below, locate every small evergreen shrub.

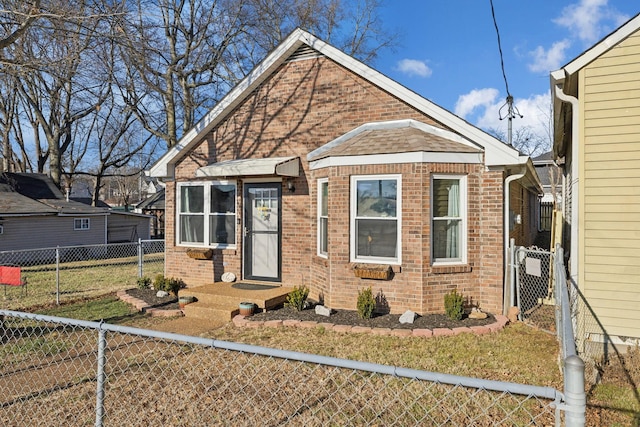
left=136, top=276, right=151, bottom=290
left=357, top=287, right=375, bottom=319
left=152, top=274, right=166, bottom=291
left=166, top=277, right=185, bottom=297
left=285, top=285, right=309, bottom=311
left=444, top=289, right=464, bottom=321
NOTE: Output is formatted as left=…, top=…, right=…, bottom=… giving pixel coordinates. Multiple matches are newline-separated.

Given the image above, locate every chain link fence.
left=514, top=245, right=556, bottom=332
left=0, top=310, right=566, bottom=426
left=517, top=242, right=612, bottom=386
left=0, top=240, right=164, bottom=309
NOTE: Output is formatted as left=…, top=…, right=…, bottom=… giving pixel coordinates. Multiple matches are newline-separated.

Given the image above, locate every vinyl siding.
left=580, top=30, right=640, bottom=339
left=107, top=213, right=151, bottom=242
left=0, top=215, right=107, bottom=252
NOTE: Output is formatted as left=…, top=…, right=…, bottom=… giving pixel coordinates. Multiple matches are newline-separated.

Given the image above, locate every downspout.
left=553, top=82, right=579, bottom=287
left=503, top=168, right=526, bottom=316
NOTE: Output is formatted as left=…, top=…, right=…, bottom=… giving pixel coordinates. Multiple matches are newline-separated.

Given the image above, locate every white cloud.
left=528, top=39, right=571, bottom=73
left=454, top=88, right=499, bottom=119
left=554, top=0, right=629, bottom=43
left=472, top=92, right=553, bottom=146
left=395, top=59, right=432, bottom=77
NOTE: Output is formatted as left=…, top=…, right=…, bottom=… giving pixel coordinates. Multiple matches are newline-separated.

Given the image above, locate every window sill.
left=431, top=264, right=472, bottom=274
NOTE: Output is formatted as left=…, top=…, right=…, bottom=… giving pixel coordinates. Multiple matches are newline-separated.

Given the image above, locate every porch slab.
left=180, top=281, right=293, bottom=323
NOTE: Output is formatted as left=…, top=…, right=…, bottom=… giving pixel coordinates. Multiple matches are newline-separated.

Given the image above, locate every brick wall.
left=165, top=53, right=508, bottom=315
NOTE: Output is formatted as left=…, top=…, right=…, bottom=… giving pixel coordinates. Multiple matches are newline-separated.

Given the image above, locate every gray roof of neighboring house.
left=70, top=197, right=111, bottom=208
left=532, top=151, right=554, bottom=162
left=0, top=173, right=109, bottom=216
left=136, top=188, right=165, bottom=211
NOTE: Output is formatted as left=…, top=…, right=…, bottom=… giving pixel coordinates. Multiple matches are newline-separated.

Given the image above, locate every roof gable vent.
left=286, top=45, right=323, bottom=62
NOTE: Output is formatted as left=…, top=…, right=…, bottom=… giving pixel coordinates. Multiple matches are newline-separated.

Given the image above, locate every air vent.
left=286, top=45, right=323, bottom=62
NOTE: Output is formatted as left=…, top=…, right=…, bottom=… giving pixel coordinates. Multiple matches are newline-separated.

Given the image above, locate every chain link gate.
left=514, top=246, right=556, bottom=332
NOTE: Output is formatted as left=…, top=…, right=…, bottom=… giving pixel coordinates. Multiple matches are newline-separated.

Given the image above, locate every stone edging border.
left=232, top=313, right=509, bottom=338
left=116, top=290, right=184, bottom=318
left=117, top=289, right=510, bottom=337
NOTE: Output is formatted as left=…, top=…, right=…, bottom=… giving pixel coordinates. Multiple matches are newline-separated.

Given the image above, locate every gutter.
left=552, top=79, right=579, bottom=287
left=503, top=167, right=526, bottom=316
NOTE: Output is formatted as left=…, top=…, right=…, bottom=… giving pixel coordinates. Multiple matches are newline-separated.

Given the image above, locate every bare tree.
left=117, top=0, right=397, bottom=149
left=14, top=2, right=110, bottom=186
left=487, top=125, right=550, bottom=158
left=0, top=0, right=42, bottom=51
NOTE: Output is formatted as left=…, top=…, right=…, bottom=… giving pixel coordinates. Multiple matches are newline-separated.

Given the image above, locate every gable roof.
left=150, top=28, right=528, bottom=179
left=136, top=188, right=165, bottom=211
left=0, top=173, right=108, bottom=216
left=551, top=12, right=640, bottom=83
left=551, top=13, right=640, bottom=158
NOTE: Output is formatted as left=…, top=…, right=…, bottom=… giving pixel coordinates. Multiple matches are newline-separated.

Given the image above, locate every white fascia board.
left=309, top=151, right=483, bottom=171
left=303, top=37, right=522, bottom=167
left=559, top=13, right=640, bottom=77
left=150, top=28, right=524, bottom=178
left=149, top=30, right=310, bottom=178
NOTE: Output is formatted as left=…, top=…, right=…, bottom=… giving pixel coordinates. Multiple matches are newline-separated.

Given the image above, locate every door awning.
left=195, top=156, right=300, bottom=178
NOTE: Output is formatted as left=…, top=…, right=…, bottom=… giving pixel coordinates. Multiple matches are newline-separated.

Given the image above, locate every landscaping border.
left=116, top=290, right=184, bottom=318
left=232, top=313, right=509, bottom=338
left=117, top=289, right=509, bottom=336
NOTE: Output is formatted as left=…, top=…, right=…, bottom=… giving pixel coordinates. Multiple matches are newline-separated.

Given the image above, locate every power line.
left=489, top=0, right=522, bottom=146
left=489, top=0, right=511, bottom=98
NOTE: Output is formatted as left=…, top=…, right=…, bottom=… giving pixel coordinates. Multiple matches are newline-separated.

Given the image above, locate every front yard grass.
left=23, top=294, right=640, bottom=425
left=1, top=255, right=163, bottom=311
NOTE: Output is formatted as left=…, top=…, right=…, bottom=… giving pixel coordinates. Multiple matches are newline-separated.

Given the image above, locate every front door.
left=243, top=183, right=281, bottom=281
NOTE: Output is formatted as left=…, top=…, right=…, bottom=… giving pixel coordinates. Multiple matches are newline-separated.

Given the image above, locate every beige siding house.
left=552, top=13, right=640, bottom=343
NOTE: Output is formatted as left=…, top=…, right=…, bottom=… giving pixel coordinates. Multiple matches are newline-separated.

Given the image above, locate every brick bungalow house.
left=149, top=29, right=541, bottom=316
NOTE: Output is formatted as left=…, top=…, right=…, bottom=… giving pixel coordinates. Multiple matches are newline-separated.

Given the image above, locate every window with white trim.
left=317, top=178, right=328, bottom=257
left=177, top=181, right=236, bottom=247
left=350, top=175, right=401, bottom=264
left=74, top=218, right=90, bottom=230
left=431, top=175, right=467, bottom=264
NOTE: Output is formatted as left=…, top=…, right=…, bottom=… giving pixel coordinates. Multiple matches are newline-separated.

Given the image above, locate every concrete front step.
left=182, top=302, right=240, bottom=322
left=179, top=282, right=292, bottom=322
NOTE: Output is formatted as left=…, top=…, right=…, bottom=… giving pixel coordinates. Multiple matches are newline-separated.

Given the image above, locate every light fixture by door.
left=287, top=179, right=295, bottom=193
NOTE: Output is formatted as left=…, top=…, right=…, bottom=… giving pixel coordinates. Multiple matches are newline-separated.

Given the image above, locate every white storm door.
left=243, top=183, right=281, bottom=281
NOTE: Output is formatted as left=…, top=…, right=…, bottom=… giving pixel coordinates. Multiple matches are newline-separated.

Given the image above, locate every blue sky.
left=375, top=0, right=638, bottom=144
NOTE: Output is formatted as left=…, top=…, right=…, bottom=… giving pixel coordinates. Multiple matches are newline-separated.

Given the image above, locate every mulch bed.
left=125, top=289, right=496, bottom=330
left=126, top=288, right=179, bottom=310
left=249, top=305, right=496, bottom=330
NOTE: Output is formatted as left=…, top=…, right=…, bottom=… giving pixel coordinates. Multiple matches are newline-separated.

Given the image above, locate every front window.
left=351, top=175, right=401, bottom=264
left=318, top=179, right=328, bottom=257
left=432, top=175, right=467, bottom=264
left=178, top=181, right=236, bottom=247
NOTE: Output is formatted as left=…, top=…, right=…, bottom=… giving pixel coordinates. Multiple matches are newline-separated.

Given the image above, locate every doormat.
left=231, top=282, right=279, bottom=291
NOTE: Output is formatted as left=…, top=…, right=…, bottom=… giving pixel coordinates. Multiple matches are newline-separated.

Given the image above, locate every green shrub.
left=285, top=285, right=309, bottom=311
left=356, top=287, right=375, bottom=319
left=136, top=276, right=151, bottom=290
left=152, top=274, right=166, bottom=291
left=444, top=289, right=464, bottom=321
left=165, top=277, right=185, bottom=297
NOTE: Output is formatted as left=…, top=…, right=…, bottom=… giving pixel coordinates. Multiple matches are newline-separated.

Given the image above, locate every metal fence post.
left=56, top=246, right=60, bottom=305
left=138, top=238, right=143, bottom=278
left=563, top=355, right=586, bottom=427
left=95, top=326, right=107, bottom=427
